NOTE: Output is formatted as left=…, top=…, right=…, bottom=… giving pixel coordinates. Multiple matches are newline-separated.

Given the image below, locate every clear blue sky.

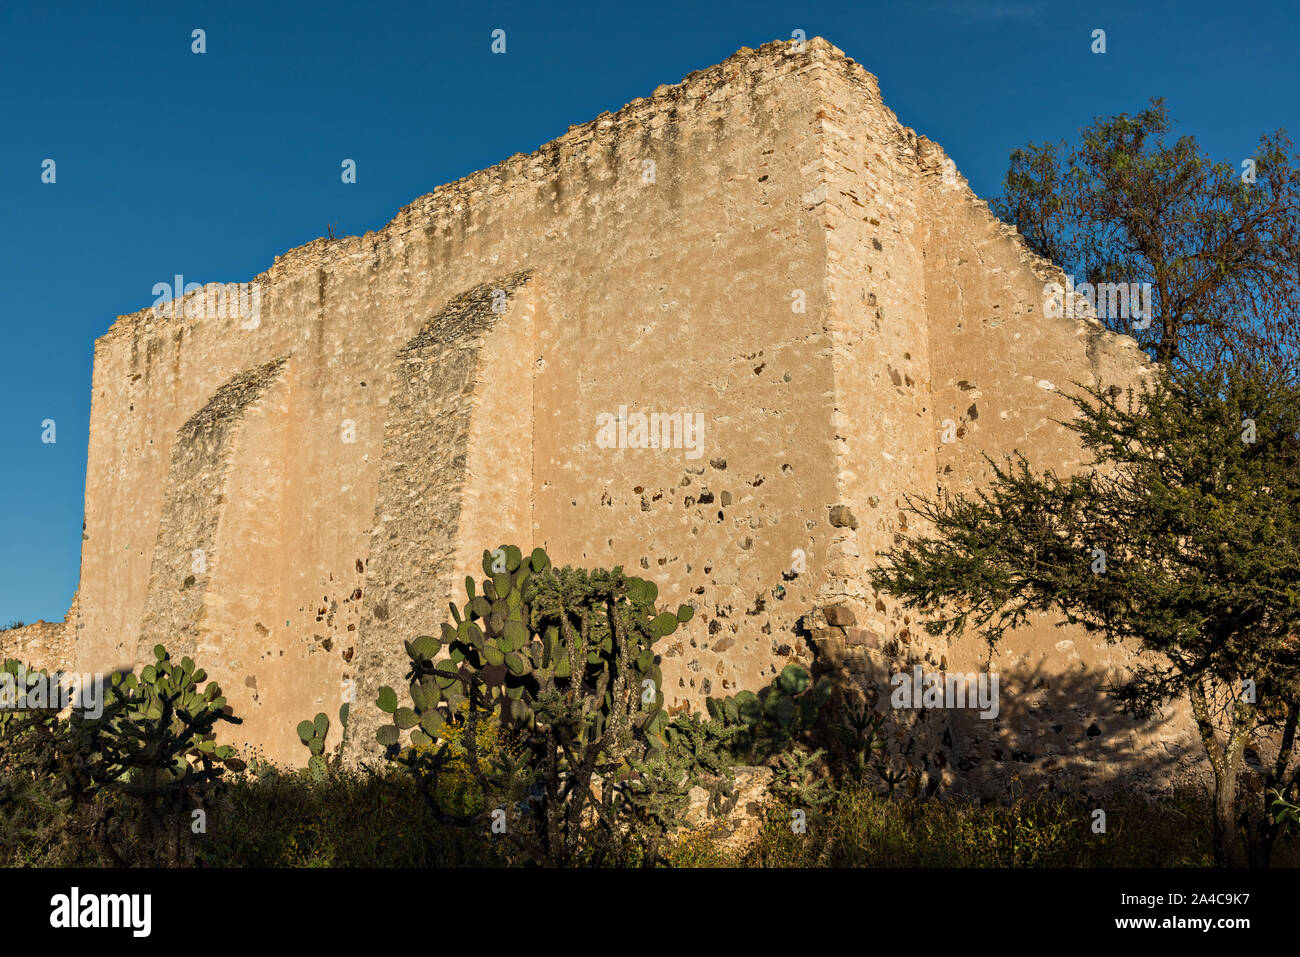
left=1, top=0, right=1295, bottom=624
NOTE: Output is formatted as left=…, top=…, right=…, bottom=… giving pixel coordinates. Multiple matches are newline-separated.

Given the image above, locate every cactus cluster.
left=374, top=544, right=696, bottom=865
left=705, top=663, right=832, bottom=761
left=2, top=647, right=241, bottom=779
left=0, top=659, right=50, bottom=733
left=103, top=644, right=243, bottom=781
left=0, top=659, right=66, bottom=771
left=296, top=704, right=348, bottom=780
left=376, top=545, right=692, bottom=756
left=0, top=644, right=243, bottom=865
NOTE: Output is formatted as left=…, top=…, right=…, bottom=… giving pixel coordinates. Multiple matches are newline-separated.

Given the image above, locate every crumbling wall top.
left=96, top=37, right=868, bottom=349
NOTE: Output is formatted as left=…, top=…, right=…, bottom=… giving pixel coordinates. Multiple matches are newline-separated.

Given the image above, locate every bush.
left=0, top=646, right=242, bottom=866
left=740, top=783, right=1234, bottom=868
left=193, top=759, right=498, bottom=867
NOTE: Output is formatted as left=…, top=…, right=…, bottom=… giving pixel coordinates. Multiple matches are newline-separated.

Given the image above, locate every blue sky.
left=1, top=0, right=1295, bottom=623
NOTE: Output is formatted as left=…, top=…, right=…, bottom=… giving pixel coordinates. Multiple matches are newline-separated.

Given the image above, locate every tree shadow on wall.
left=810, top=642, right=1196, bottom=803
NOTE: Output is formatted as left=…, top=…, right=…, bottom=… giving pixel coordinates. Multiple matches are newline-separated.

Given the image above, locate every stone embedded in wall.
left=828, top=506, right=859, bottom=529
left=823, top=604, right=857, bottom=627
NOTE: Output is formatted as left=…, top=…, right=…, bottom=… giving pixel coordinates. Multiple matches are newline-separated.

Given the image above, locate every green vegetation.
left=871, top=363, right=1300, bottom=867
left=7, top=750, right=1283, bottom=867
left=5, top=546, right=1299, bottom=868
left=0, top=646, right=242, bottom=865
left=373, top=544, right=733, bottom=866
left=992, top=98, right=1300, bottom=380
left=295, top=705, right=349, bottom=782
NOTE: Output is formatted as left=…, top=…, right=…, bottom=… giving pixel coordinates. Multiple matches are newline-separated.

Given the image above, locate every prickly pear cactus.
left=296, top=712, right=331, bottom=780
left=103, top=644, right=244, bottom=784
left=0, top=659, right=57, bottom=736
left=0, top=644, right=244, bottom=866
left=374, top=545, right=697, bottom=864
left=0, top=658, right=66, bottom=778
left=294, top=704, right=347, bottom=780
left=704, top=663, right=832, bottom=762
left=376, top=545, right=693, bottom=757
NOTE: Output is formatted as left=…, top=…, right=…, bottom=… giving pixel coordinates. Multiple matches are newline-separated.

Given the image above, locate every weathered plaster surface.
left=21, top=38, right=1200, bottom=791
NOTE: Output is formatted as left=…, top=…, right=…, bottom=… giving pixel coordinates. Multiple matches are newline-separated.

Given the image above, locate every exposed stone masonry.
left=24, top=38, right=1202, bottom=792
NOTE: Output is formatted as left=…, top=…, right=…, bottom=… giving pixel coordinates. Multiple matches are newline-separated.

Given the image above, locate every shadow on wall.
left=814, top=645, right=1194, bottom=801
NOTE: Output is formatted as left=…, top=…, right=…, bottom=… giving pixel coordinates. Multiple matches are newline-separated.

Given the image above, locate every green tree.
left=992, top=99, right=1300, bottom=379
left=870, top=365, right=1300, bottom=866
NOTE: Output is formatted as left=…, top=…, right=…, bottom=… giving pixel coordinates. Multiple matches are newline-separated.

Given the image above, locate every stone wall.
left=58, top=37, right=1206, bottom=790
left=0, top=618, right=73, bottom=672
left=794, top=49, right=1199, bottom=794
left=349, top=275, right=536, bottom=759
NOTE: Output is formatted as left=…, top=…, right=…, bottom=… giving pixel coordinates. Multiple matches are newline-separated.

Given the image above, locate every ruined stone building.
left=3, top=38, right=1205, bottom=791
